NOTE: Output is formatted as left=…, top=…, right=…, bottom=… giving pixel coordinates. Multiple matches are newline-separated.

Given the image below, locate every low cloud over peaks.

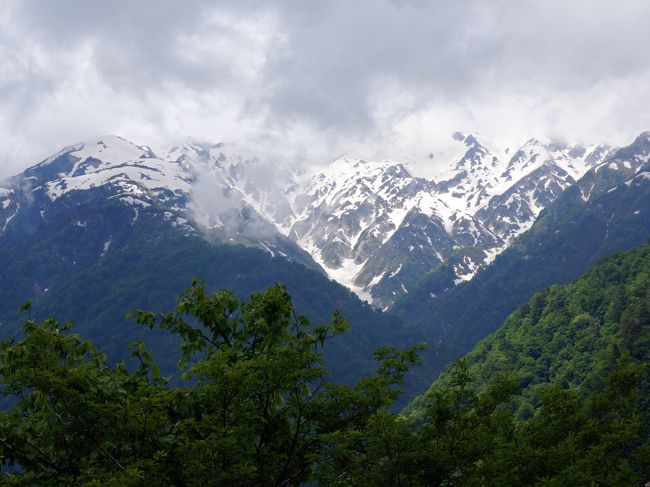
left=1, top=0, right=650, bottom=178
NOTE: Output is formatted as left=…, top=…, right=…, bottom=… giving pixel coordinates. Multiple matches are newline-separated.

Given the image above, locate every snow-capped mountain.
left=285, top=133, right=614, bottom=307
left=436, top=133, right=614, bottom=242
left=287, top=156, right=498, bottom=306
left=473, top=138, right=614, bottom=242
left=167, top=140, right=304, bottom=231
left=392, top=130, right=650, bottom=359
left=0, top=132, right=620, bottom=310
left=0, top=136, right=319, bottom=271
left=576, top=132, right=650, bottom=203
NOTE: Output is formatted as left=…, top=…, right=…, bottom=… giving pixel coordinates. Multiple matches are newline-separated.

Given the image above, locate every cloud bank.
left=1, top=0, right=649, bottom=178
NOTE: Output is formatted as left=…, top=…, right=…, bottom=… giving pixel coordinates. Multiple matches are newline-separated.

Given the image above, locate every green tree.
left=0, top=317, right=170, bottom=485
left=0, top=281, right=421, bottom=485
left=1, top=277, right=648, bottom=486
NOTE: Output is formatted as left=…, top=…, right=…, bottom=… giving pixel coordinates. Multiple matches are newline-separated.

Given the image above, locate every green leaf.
left=19, top=299, right=32, bottom=313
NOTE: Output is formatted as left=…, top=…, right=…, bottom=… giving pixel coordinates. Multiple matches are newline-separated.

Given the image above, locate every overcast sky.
left=1, top=0, right=649, bottom=178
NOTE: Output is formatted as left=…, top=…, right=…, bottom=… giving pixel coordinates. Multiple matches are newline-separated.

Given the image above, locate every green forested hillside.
left=323, top=242, right=650, bottom=485
left=0, top=196, right=431, bottom=390
left=408, top=241, right=650, bottom=417
left=1, top=248, right=648, bottom=485
left=36, top=230, right=431, bottom=388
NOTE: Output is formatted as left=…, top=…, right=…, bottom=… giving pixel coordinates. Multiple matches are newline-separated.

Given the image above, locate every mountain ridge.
left=0, top=132, right=622, bottom=309
left=392, top=129, right=650, bottom=377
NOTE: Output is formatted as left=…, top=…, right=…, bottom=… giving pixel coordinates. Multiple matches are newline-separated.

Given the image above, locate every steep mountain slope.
left=288, top=156, right=498, bottom=307
left=0, top=136, right=318, bottom=271
left=408, top=241, right=650, bottom=418
left=468, top=137, right=612, bottom=241
left=1, top=133, right=614, bottom=312
left=0, top=138, right=434, bottom=389
left=286, top=133, right=613, bottom=308
left=27, top=220, right=429, bottom=388
left=389, top=242, right=650, bottom=486
left=394, top=131, right=650, bottom=371
left=166, top=140, right=304, bottom=231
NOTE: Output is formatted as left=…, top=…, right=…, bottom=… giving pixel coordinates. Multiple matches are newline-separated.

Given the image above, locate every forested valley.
left=1, top=243, right=649, bottom=485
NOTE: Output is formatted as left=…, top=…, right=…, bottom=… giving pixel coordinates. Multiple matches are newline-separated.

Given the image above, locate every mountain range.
left=1, top=131, right=649, bottom=390
left=393, top=131, right=650, bottom=364
left=0, top=132, right=618, bottom=308
left=288, top=133, right=614, bottom=307
left=1, top=131, right=648, bottom=483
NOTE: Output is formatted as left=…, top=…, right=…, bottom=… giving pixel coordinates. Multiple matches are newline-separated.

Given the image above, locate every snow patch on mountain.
left=283, top=133, right=616, bottom=307
left=0, top=132, right=625, bottom=309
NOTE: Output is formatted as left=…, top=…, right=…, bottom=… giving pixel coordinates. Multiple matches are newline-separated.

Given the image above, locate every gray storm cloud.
left=0, top=0, right=649, bottom=178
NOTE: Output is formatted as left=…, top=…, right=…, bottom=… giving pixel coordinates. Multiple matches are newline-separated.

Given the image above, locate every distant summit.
left=0, top=131, right=630, bottom=307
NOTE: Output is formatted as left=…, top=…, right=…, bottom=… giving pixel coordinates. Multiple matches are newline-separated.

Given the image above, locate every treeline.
left=0, top=239, right=649, bottom=485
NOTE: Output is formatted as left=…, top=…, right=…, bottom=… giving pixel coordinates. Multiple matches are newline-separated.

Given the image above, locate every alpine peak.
left=0, top=131, right=632, bottom=308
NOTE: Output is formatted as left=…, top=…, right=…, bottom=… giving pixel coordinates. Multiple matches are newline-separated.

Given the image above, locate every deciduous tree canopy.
left=0, top=271, right=648, bottom=485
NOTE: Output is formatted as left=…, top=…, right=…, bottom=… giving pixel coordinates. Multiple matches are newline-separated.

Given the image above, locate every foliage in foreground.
left=321, top=357, right=649, bottom=486
left=0, top=282, right=420, bottom=486
left=0, top=280, right=648, bottom=485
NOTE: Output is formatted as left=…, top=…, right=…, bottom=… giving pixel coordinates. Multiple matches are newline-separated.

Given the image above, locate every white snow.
left=101, top=239, right=112, bottom=257
left=258, top=241, right=275, bottom=257
left=2, top=208, right=18, bottom=232
left=626, top=172, right=650, bottom=186
left=321, top=257, right=372, bottom=303
left=367, top=272, right=386, bottom=288
left=388, top=264, right=402, bottom=278
left=117, top=195, right=151, bottom=208
left=45, top=161, right=192, bottom=201
left=300, top=239, right=371, bottom=302
left=0, top=132, right=621, bottom=307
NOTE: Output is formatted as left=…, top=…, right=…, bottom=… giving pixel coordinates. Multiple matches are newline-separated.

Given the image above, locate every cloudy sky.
left=1, top=0, right=649, bottom=178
